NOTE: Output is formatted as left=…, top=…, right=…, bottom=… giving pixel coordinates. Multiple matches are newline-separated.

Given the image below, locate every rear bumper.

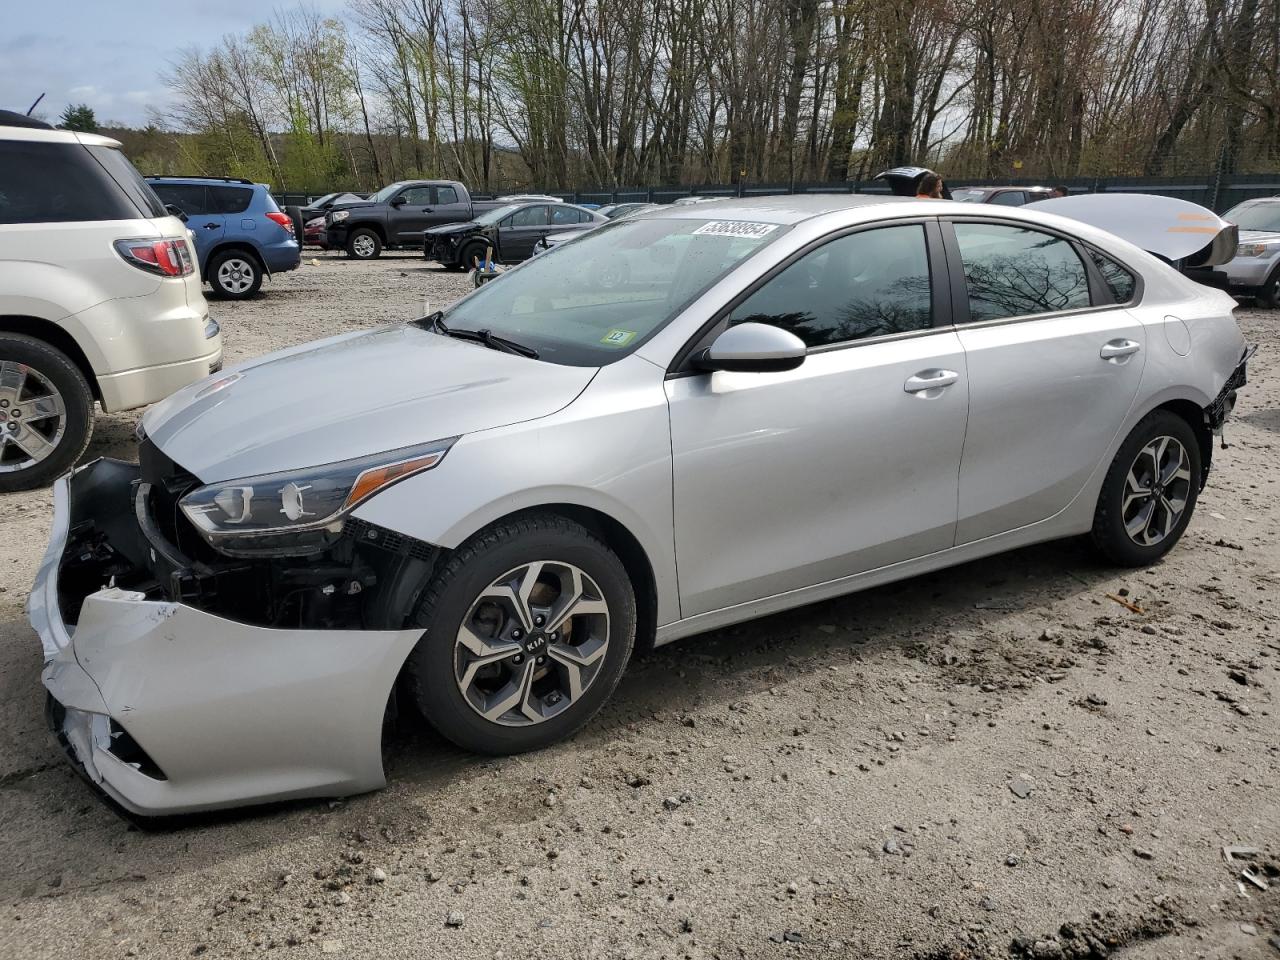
left=97, top=342, right=223, bottom=413
left=260, top=240, right=301, bottom=274
left=29, top=459, right=423, bottom=816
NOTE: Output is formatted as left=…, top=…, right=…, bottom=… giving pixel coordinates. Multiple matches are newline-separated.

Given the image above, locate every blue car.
left=146, top=176, right=301, bottom=299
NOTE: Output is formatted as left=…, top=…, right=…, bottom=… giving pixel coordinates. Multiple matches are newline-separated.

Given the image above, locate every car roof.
left=0, top=125, right=122, bottom=148
left=633, top=193, right=906, bottom=225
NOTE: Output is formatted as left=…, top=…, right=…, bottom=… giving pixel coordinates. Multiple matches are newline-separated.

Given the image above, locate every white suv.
left=0, top=112, right=222, bottom=491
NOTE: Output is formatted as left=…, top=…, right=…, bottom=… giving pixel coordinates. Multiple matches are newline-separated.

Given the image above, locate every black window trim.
left=938, top=216, right=1143, bottom=329
left=668, top=215, right=952, bottom=376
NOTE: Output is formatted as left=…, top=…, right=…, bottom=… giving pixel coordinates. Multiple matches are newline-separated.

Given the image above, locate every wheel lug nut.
left=513, top=654, right=523, bottom=664
left=537, top=656, right=545, bottom=665
left=548, top=632, right=558, bottom=641
left=534, top=615, right=545, bottom=626
left=511, top=629, right=522, bottom=640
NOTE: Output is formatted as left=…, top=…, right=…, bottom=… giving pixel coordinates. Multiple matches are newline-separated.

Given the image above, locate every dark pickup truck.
left=324, top=180, right=508, bottom=259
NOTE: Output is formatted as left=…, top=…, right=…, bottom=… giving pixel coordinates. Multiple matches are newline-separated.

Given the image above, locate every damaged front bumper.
left=29, top=459, right=424, bottom=816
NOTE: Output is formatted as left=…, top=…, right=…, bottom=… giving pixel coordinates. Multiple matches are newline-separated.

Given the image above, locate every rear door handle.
left=904, top=369, right=959, bottom=395
left=1100, top=339, right=1141, bottom=361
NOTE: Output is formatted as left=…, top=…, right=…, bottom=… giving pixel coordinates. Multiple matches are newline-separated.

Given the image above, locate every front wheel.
left=346, top=228, right=382, bottom=260
left=0, top=334, right=94, bottom=492
left=1256, top=265, right=1280, bottom=309
left=1091, top=410, right=1201, bottom=566
left=208, top=250, right=264, bottom=299
left=404, top=514, right=636, bottom=754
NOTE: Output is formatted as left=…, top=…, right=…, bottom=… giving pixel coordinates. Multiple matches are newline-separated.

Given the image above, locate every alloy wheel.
left=454, top=561, right=610, bottom=726
left=352, top=234, right=377, bottom=258
left=217, top=257, right=256, bottom=295
left=0, top=361, right=67, bottom=475
left=1122, top=435, right=1192, bottom=546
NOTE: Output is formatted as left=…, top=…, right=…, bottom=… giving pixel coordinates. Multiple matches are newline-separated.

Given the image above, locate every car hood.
left=1238, top=229, right=1280, bottom=243
left=141, top=324, right=597, bottom=483
left=425, top=221, right=481, bottom=237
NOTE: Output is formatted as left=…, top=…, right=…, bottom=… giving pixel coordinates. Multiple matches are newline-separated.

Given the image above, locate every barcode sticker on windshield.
left=691, top=221, right=779, bottom=239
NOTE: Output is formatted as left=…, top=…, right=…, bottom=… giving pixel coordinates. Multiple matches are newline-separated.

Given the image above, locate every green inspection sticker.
left=600, top=329, right=637, bottom=346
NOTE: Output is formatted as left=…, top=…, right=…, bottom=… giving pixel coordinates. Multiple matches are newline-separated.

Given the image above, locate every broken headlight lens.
left=178, top=437, right=457, bottom=556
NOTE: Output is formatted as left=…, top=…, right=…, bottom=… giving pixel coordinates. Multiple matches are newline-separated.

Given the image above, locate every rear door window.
left=989, top=191, right=1027, bottom=206
left=208, top=185, right=253, bottom=214
left=151, top=183, right=210, bottom=216
left=953, top=222, right=1091, bottom=322
left=0, top=140, right=142, bottom=224
left=434, top=185, right=460, bottom=205
left=552, top=206, right=586, bottom=225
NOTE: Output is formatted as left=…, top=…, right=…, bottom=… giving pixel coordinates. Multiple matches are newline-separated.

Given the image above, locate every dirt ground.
left=0, top=254, right=1276, bottom=960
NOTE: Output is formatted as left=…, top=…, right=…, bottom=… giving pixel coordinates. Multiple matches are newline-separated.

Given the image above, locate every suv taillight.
left=265, top=211, right=293, bottom=231
left=114, top=238, right=195, bottom=277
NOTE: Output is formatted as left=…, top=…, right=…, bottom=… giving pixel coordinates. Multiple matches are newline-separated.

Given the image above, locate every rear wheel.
left=0, top=334, right=94, bottom=492
left=346, top=228, right=382, bottom=260
left=208, top=250, right=264, bottom=299
left=1091, top=410, right=1201, bottom=566
left=404, top=514, right=636, bottom=754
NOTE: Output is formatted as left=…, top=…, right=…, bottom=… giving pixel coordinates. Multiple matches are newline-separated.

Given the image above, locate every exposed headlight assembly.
left=330, top=209, right=350, bottom=223
left=1236, top=241, right=1276, bottom=257
left=178, top=437, right=457, bottom=557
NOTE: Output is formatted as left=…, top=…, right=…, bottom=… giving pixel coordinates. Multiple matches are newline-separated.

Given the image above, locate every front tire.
left=0, top=334, right=94, bottom=492
left=459, top=241, right=487, bottom=271
left=405, top=514, right=636, bottom=754
left=1256, top=264, right=1280, bottom=309
left=1091, top=410, right=1201, bottom=566
left=208, top=250, right=264, bottom=299
left=346, top=228, right=382, bottom=260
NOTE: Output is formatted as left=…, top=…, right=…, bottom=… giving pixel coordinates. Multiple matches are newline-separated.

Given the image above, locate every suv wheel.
left=0, top=334, right=94, bottom=492
left=1091, top=410, right=1201, bottom=566
left=346, top=229, right=382, bottom=260
left=405, top=514, right=636, bottom=754
left=209, top=250, right=264, bottom=299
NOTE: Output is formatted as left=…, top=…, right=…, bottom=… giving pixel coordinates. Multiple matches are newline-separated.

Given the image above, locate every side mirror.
left=694, top=322, right=806, bottom=373
left=389, top=196, right=405, bottom=207
left=165, top=203, right=188, bottom=223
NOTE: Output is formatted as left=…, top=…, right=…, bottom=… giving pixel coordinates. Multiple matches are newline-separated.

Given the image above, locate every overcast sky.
left=3, top=1, right=348, bottom=128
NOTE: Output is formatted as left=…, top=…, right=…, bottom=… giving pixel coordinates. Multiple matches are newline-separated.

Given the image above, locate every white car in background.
left=0, top=111, right=222, bottom=491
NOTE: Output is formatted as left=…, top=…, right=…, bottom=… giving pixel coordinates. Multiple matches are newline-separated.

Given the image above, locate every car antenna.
left=26, top=93, right=45, bottom=116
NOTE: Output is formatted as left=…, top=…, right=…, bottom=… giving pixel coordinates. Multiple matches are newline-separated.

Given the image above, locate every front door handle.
left=904, top=369, right=959, bottom=396
left=202, top=223, right=220, bottom=230
left=1100, top=339, right=1141, bottom=362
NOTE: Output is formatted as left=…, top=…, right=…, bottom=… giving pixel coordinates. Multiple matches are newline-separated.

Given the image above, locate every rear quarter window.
left=208, top=186, right=253, bottom=214
left=0, top=140, right=143, bottom=224
left=1089, top=249, right=1138, bottom=304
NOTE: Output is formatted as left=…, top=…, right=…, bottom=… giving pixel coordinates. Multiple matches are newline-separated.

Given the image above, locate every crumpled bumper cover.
left=28, top=459, right=424, bottom=816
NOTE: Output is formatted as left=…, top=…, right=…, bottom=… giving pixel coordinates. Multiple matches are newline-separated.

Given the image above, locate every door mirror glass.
left=389, top=195, right=406, bottom=207
left=696, top=322, right=806, bottom=373
left=165, top=203, right=188, bottom=222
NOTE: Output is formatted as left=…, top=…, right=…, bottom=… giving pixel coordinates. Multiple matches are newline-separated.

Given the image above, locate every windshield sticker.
left=691, top=220, right=779, bottom=239
left=600, top=329, right=638, bottom=347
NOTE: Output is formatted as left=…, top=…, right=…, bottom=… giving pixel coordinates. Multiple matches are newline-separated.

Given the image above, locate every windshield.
left=1225, top=201, right=1280, bottom=232
left=442, top=216, right=787, bottom=366
left=369, top=182, right=408, bottom=204
left=312, top=192, right=339, bottom=206
left=951, top=189, right=986, bottom=203
left=474, top=204, right=520, bottom=225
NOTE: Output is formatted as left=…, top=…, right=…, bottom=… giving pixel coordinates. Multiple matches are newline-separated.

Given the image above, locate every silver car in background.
left=30, top=195, right=1250, bottom=816
left=1192, top=197, right=1280, bottom=307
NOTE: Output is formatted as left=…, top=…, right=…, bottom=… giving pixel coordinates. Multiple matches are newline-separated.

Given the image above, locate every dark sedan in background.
left=951, top=186, right=1057, bottom=205
left=424, top=201, right=605, bottom=269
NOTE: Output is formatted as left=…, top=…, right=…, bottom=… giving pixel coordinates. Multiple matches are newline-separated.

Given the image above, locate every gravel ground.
left=0, top=254, right=1276, bottom=960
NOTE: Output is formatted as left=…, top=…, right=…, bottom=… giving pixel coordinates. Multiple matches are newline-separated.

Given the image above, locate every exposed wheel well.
left=0, top=315, right=100, bottom=401
left=453, top=505, right=659, bottom=654
left=346, top=222, right=387, bottom=244
left=1154, top=398, right=1213, bottom=486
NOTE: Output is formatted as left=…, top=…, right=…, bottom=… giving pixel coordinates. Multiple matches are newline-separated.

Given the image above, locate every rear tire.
left=404, top=514, right=636, bottom=755
left=1091, top=410, right=1201, bottom=566
left=208, top=250, right=264, bottom=299
left=346, top=228, right=382, bottom=260
left=0, top=334, right=94, bottom=492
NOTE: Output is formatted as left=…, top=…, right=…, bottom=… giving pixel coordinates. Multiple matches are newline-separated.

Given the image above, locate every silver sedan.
left=31, top=195, right=1251, bottom=815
